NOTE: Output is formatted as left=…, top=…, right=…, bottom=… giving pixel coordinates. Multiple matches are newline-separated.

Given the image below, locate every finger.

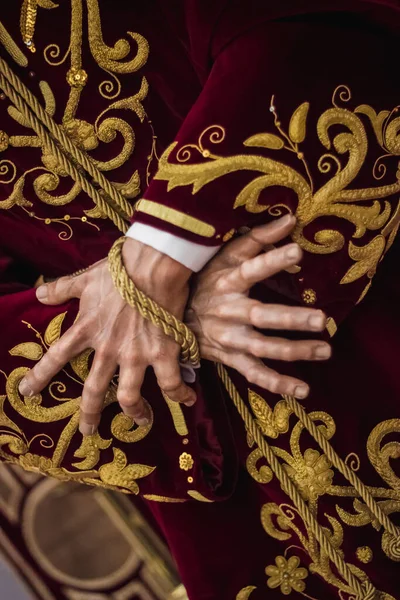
left=220, top=243, right=302, bottom=294
left=218, top=329, right=331, bottom=362
left=79, top=349, right=117, bottom=436
left=219, top=213, right=296, bottom=264
left=18, top=322, right=89, bottom=396
left=36, top=272, right=87, bottom=306
left=153, top=357, right=197, bottom=406
left=117, top=362, right=151, bottom=425
left=216, top=300, right=327, bottom=332
left=225, top=351, right=310, bottom=399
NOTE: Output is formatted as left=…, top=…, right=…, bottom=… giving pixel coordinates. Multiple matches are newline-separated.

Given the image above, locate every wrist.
left=122, top=237, right=192, bottom=296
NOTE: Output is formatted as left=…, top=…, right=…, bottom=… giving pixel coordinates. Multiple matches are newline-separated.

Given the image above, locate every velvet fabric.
left=0, top=2, right=400, bottom=599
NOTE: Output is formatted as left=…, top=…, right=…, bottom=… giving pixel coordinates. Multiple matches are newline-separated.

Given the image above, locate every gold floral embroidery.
left=326, top=317, right=338, bottom=338
left=266, top=555, right=308, bottom=595
left=153, top=88, right=400, bottom=288
left=0, top=312, right=156, bottom=494
left=0, top=0, right=154, bottom=238
left=248, top=391, right=292, bottom=439
left=179, top=452, right=194, bottom=471
left=302, top=289, right=317, bottom=305
left=356, top=547, right=373, bottom=564
left=0, top=20, right=28, bottom=67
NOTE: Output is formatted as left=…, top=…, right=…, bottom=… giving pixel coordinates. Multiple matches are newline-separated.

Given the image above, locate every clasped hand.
left=19, top=215, right=331, bottom=435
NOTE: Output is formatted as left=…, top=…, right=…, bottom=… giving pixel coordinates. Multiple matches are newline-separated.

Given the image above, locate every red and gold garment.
left=0, top=1, right=400, bottom=599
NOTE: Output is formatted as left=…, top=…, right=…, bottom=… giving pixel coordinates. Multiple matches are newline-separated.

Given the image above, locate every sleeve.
left=131, top=7, right=400, bottom=330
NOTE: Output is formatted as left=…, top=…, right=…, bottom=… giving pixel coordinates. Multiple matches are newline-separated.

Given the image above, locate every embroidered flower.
left=66, top=67, right=88, bottom=88
left=63, top=118, right=98, bottom=151
left=0, top=130, right=9, bottom=153
left=179, top=452, right=194, bottom=471
left=284, top=448, right=334, bottom=501
left=266, top=555, right=308, bottom=595
left=302, top=288, right=317, bottom=305
left=356, top=546, right=373, bottom=564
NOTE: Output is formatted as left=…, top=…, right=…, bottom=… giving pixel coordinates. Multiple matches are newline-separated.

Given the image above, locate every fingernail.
left=279, top=214, right=295, bottom=226
left=294, top=385, right=309, bottom=399
left=285, top=245, right=301, bottom=261
left=80, top=423, right=96, bottom=436
left=308, top=314, right=325, bottom=331
left=19, top=380, right=34, bottom=397
left=36, top=285, right=48, bottom=301
left=135, top=417, right=150, bottom=427
left=314, top=345, right=331, bottom=360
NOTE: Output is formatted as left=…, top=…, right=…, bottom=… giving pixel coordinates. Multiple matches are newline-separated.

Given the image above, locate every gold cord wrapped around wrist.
left=108, top=237, right=200, bottom=365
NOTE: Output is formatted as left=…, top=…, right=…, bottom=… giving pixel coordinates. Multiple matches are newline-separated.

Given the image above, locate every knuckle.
left=280, top=344, right=295, bottom=361
left=215, top=276, right=228, bottom=293
left=160, top=377, right=182, bottom=394
left=214, top=303, right=229, bottom=319
left=250, top=340, right=266, bottom=358
left=95, top=345, right=113, bottom=363
left=219, top=330, right=233, bottom=347
left=83, top=380, right=100, bottom=398
left=267, top=375, right=281, bottom=395
left=246, top=366, right=260, bottom=385
left=249, top=305, right=262, bottom=326
left=117, top=391, right=138, bottom=407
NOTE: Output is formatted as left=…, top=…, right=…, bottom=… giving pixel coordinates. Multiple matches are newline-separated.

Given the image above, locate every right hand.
left=185, top=214, right=331, bottom=399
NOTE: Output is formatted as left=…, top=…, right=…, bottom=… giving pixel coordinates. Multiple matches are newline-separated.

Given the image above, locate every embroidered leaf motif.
left=0, top=177, right=32, bottom=210
left=340, top=236, right=386, bottom=284
left=70, top=348, right=93, bottom=382
left=248, top=390, right=291, bottom=439
left=9, top=343, right=43, bottom=361
left=44, top=312, right=67, bottom=346
left=73, top=432, right=112, bottom=471
left=289, top=102, right=310, bottom=144
left=236, top=586, right=257, bottom=600
left=99, top=448, right=155, bottom=494
left=355, top=105, right=390, bottom=146
left=37, top=0, right=59, bottom=8
left=244, top=133, right=284, bottom=150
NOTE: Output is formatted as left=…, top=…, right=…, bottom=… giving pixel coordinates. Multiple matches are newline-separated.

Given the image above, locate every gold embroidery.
left=356, top=547, right=373, bottom=564
left=236, top=587, right=257, bottom=600
left=111, top=407, right=153, bottom=443
left=246, top=448, right=273, bottom=484
left=187, top=490, right=214, bottom=502
left=98, top=448, right=155, bottom=495
left=265, top=555, right=308, bottom=594
left=0, top=20, right=28, bottom=67
left=143, top=495, right=187, bottom=503
left=154, top=90, right=400, bottom=288
left=248, top=390, right=292, bottom=439
left=1, top=0, right=152, bottom=238
left=136, top=199, right=216, bottom=238
left=162, top=392, right=189, bottom=436
left=326, top=317, right=337, bottom=338
left=0, top=313, right=156, bottom=494
left=302, top=289, right=317, bottom=305
left=179, top=452, right=194, bottom=471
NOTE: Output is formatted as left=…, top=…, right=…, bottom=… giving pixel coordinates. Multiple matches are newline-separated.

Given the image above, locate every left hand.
left=18, top=239, right=195, bottom=436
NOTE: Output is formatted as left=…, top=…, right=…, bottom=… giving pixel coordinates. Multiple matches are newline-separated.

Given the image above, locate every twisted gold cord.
left=108, top=237, right=200, bottom=364
left=0, top=72, right=128, bottom=234
left=0, top=55, right=133, bottom=223
left=217, top=364, right=376, bottom=600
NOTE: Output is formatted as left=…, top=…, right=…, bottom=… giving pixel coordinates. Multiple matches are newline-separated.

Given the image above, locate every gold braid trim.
left=0, top=56, right=133, bottom=228
left=216, top=364, right=377, bottom=600
left=108, top=237, right=200, bottom=365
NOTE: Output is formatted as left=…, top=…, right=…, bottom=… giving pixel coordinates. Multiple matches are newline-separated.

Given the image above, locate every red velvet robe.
left=0, top=2, right=400, bottom=599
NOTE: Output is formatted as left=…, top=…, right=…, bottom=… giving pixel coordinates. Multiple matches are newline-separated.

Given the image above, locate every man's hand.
left=186, top=215, right=331, bottom=399
left=18, top=239, right=195, bottom=436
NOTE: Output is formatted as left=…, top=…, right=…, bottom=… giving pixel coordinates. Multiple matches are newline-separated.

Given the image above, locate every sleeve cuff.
left=126, top=223, right=221, bottom=272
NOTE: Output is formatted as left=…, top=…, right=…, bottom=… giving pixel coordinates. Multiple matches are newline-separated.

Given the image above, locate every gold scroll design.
left=236, top=387, right=398, bottom=599
left=331, top=419, right=400, bottom=566
left=152, top=86, right=400, bottom=289
left=0, top=312, right=155, bottom=494
left=0, top=0, right=153, bottom=237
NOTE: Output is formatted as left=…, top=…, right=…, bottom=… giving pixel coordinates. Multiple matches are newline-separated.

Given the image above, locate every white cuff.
left=126, top=222, right=221, bottom=272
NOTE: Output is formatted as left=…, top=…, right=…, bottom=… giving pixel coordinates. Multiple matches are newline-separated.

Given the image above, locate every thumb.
left=36, top=273, right=85, bottom=305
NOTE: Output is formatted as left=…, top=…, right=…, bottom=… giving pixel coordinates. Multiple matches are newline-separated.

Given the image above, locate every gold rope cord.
left=217, top=364, right=376, bottom=600
left=0, top=55, right=133, bottom=225
left=108, top=235, right=400, bottom=598
left=108, top=237, right=200, bottom=364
